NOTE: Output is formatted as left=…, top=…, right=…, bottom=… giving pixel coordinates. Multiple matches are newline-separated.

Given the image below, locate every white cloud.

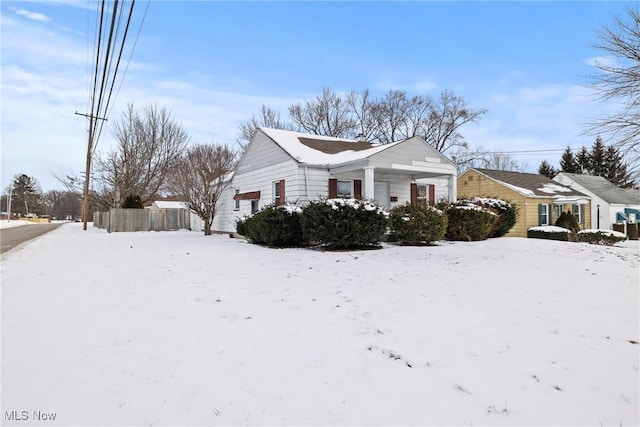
left=10, top=7, right=51, bottom=22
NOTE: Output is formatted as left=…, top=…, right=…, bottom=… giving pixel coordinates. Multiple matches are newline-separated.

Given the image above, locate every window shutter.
left=580, top=204, right=585, bottom=226
left=354, top=180, right=362, bottom=199
left=410, top=183, right=418, bottom=205
left=428, top=184, right=435, bottom=206
left=279, top=180, right=286, bottom=205
left=329, top=179, right=338, bottom=198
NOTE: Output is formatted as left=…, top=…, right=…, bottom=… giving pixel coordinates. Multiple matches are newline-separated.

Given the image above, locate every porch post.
left=363, top=166, right=375, bottom=200
left=448, top=174, right=457, bottom=202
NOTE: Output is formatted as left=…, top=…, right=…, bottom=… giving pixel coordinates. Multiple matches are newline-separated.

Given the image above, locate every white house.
left=212, top=127, right=458, bottom=233
left=553, top=172, right=640, bottom=230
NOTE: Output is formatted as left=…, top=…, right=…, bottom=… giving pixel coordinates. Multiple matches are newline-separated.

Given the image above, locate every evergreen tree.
left=8, top=174, right=43, bottom=216
left=604, top=145, right=633, bottom=188
left=538, top=160, right=558, bottom=178
left=559, top=146, right=578, bottom=173
left=575, top=147, right=590, bottom=173
left=589, top=136, right=607, bottom=176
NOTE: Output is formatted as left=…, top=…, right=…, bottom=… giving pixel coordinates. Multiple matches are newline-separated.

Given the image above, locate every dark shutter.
left=410, top=183, right=418, bottom=206
left=428, top=184, right=435, bottom=206
left=354, top=180, right=362, bottom=199
left=279, top=180, right=286, bottom=205
left=329, top=179, right=338, bottom=198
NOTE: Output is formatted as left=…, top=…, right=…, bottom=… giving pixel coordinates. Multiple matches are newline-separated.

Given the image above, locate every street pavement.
left=0, top=223, right=64, bottom=254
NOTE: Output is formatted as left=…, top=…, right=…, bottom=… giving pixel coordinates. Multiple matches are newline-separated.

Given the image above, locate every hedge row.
left=237, top=197, right=518, bottom=249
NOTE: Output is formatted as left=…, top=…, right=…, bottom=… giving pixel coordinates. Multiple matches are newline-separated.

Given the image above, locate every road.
left=0, top=223, right=64, bottom=254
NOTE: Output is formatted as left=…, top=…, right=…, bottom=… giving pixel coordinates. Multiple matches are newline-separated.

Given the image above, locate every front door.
left=374, top=181, right=390, bottom=208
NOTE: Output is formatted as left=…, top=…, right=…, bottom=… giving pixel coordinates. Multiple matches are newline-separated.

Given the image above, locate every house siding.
left=235, top=132, right=291, bottom=174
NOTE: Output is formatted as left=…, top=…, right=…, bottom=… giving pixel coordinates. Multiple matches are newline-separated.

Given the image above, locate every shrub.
left=576, top=229, right=627, bottom=246
left=555, top=211, right=579, bottom=234
left=237, top=203, right=304, bottom=247
left=121, top=194, right=144, bottom=209
left=468, top=197, right=517, bottom=238
left=388, top=203, right=447, bottom=245
left=527, top=226, right=572, bottom=241
left=444, top=202, right=497, bottom=241
left=299, top=198, right=388, bottom=249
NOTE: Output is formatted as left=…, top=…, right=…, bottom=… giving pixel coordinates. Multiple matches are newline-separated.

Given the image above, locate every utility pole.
left=7, top=187, right=12, bottom=222
left=75, top=111, right=107, bottom=231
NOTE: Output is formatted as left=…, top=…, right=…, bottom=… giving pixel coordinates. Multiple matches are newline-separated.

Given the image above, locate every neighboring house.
left=553, top=172, right=640, bottom=230
left=457, top=168, right=591, bottom=237
left=212, top=127, right=459, bottom=233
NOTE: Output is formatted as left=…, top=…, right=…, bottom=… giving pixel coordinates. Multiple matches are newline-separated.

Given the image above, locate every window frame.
left=538, top=203, right=550, bottom=226
left=273, top=181, right=281, bottom=204
left=572, top=204, right=582, bottom=224
left=251, top=199, right=259, bottom=214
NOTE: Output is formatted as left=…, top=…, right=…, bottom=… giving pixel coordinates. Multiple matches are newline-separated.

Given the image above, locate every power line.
left=77, top=0, right=146, bottom=230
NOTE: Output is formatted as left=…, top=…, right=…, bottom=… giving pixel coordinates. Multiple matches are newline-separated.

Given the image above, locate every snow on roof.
left=259, top=127, right=402, bottom=166
left=153, top=201, right=187, bottom=209
left=538, top=183, right=573, bottom=194
left=474, top=168, right=588, bottom=199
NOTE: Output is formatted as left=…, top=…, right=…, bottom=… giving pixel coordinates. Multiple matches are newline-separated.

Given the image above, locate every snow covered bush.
left=467, top=197, right=517, bottom=238
left=299, top=198, right=388, bottom=249
left=527, top=226, right=572, bottom=241
left=576, top=229, right=627, bottom=246
left=236, top=203, right=305, bottom=247
left=443, top=202, right=497, bottom=241
left=388, top=203, right=447, bottom=245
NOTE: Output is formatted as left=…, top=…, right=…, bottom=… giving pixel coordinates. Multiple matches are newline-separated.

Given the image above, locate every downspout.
left=304, top=166, right=311, bottom=201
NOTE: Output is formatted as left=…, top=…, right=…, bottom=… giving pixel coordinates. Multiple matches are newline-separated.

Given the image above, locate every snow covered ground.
left=0, top=220, right=35, bottom=229
left=2, top=223, right=638, bottom=426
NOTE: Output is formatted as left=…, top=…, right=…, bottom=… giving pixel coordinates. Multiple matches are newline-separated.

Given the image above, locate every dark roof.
left=298, top=137, right=372, bottom=154
left=556, top=173, right=640, bottom=204
left=474, top=168, right=588, bottom=198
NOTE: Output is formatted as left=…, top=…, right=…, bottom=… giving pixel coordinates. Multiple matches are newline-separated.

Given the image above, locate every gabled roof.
left=555, top=172, right=640, bottom=204
left=258, top=127, right=406, bottom=166
left=473, top=168, right=588, bottom=199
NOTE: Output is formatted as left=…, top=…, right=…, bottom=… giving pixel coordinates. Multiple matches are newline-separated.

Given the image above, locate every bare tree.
left=586, top=6, right=640, bottom=180
left=237, top=104, right=291, bottom=149
left=288, top=87, right=357, bottom=137
left=371, top=90, right=411, bottom=144
left=476, top=151, right=528, bottom=172
left=96, top=103, right=190, bottom=207
left=166, top=143, right=237, bottom=235
left=420, top=90, right=488, bottom=153
left=346, top=90, right=378, bottom=141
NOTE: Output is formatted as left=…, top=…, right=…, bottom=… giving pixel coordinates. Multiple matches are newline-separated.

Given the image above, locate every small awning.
left=553, top=197, right=590, bottom=205
left=233, top=191, right=260, bottom=201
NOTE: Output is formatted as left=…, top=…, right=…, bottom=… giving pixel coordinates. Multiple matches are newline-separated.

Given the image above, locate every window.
left=538, top=203, right=550, bottom=226
left=234, top=189, right=240, bottom=210
left=416, top=185, right=428, bottom=205
left=251, top=200, right=259, bottom=214
left=273, top=181, right=281, bottom=204
left=572, top=204, right=582, bottom=224
left=337, top=180, right=352, bottom=198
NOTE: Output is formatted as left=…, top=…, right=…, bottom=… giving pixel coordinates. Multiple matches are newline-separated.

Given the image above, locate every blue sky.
left=1, top=0, right=632, bottom=191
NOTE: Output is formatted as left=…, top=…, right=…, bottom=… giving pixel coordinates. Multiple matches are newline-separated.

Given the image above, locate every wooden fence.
left=93, top=208, right=191, bottom=233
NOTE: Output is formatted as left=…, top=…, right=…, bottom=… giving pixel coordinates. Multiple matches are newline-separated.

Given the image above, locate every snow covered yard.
left=2, top=223, right=638, bottom=426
